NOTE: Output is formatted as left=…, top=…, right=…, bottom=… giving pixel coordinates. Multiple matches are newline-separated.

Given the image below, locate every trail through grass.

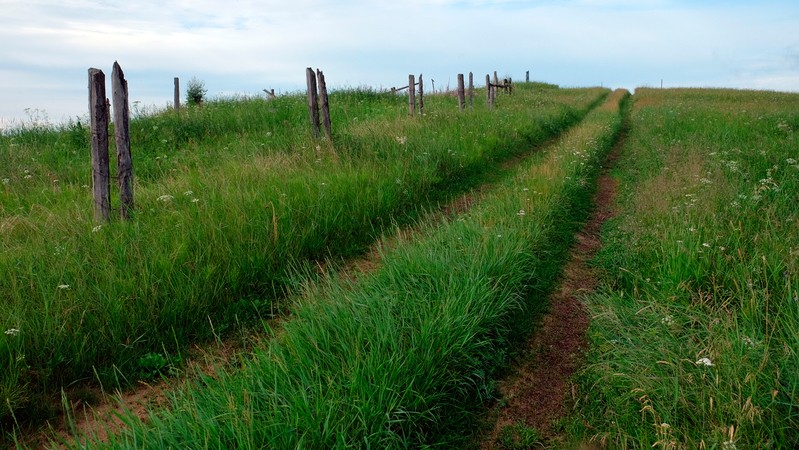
left=567, top=88, right=799, bottom=448
left=66, top=89, right=625, bottom=449
left=0, top=84, right=606, bottom=432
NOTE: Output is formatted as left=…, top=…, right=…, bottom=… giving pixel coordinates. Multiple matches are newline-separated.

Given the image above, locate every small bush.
left=186, top=77, right=207, bottom=106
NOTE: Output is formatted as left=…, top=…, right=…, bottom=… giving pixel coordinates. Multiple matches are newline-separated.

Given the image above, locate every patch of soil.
left=479, top=133, right=623, bottom=449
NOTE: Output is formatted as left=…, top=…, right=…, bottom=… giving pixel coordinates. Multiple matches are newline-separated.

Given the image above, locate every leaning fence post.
left=89, top=68, right=111, bottom=222
left=468, top=72, right=474, bottom=108
left=457, top=74, right=465, bottom=112
left=112, top=62, right=134, bottom=219
left=316, top=69, right=331, bottom=140
left=526, top=71, right=530, bottom=83
left=306, top=67, right=320, bottom=137
left=486, top=74, right=492, bottom=110
left=418, top=73, right=424, bottom=116
left=408, top=74, right=416, bottom=116
left=174, top=77, right=180, bottom=111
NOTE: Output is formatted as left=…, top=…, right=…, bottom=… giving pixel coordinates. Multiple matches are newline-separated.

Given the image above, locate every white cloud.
left=1, top=0, right=797, bottom=125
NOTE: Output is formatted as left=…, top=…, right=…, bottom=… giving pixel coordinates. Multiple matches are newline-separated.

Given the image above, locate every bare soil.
left=479, top=136, right=623, bottom=449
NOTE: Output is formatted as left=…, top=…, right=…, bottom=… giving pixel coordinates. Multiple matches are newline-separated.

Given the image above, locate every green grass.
left=0, top=84, right=607, bottom=430
left=65, top=89, right=625, bottom=450
left=567, top=88, right=799, bottom=448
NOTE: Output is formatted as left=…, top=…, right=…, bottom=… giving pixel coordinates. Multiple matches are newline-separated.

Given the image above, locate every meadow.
left=566, top=88, right=799, bottom=448
left=64, top=89, right=626, bottom=449
left=3, top=82, right=797, bottom=449
left=0, top=83, right=606, bottom=433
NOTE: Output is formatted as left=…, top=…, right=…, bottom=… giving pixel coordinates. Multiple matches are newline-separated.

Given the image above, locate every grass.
left=65, top=89, right=625, bottom=450
left=567, top=88, right=799, bottom=448
left=0, top=83, right=607, bottom=431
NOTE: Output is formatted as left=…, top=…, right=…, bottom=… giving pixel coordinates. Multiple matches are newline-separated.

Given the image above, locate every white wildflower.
left=1, top=178, right=9, bottom=185
left=395, top=136, right=407, bottom=145
left=661, top=315, right=674, bottom=326
left=24, top=174, right=32, bottom=179
left=787, top=158, right=797, bottom=165
left=183, top=190, right=194, bottom=196
left=517, top=209, right=526, bottom=217
left=92, top=225, right=102, bottom=233
left=4, top=328, right=20, bottom=336
left=702, top=242, right=711, bottom=248
left=191, top=198, right=199, bottom=203
left=696, top=357, right=714, bottom=366
left=157, top=194, right=174, bottom=202
left=57, top=284, right=70, bottom=290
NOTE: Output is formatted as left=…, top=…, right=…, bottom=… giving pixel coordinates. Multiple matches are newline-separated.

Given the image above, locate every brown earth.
left=479, top=129, right=624, bottom=449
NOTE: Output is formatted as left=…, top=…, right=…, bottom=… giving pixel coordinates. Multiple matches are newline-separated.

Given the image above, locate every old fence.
left=87, top=65, right=523, bottom=220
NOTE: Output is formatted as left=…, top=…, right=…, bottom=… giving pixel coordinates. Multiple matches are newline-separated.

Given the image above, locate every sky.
left=1, top=0, right=798, bottom=128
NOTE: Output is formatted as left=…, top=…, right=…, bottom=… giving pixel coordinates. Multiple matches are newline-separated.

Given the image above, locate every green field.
left=1, top=83, right=797, bottom=448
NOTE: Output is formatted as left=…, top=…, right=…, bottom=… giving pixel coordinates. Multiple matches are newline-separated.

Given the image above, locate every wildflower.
left=700, top=178, right=712, bottom=185
left=517, top=209, right=526, bottom=217
left=1, top=178, right=8, bottom=184
left=661, top=315, right=674, bottom=326
left=702, top=242, right=711, bottom=248
left=191, top=198, right=199, bottom=203
left=24, top=174, right=32, bottom=179
left=787, top=158, right=797, bottom=165
left=92, top=225, right=102, bottom=233
left=741, top=336, right=757, bottom=349
left=157, top=195, right=174, bottom=202
left=696, top=357, right=714, bottom=366
left=183, top=190, right=194, bottom=196
left=4, top=328, right=19, bottom=336
left=395, top=136, right=407, bottom=145
left=57, top=284, right=70, bottom=290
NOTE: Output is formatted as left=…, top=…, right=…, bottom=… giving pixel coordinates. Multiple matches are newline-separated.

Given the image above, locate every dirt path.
left=479, top=113, right=627, bottom=449
left=25, top=111, right=607, bottom=449
left=28, top=148, right=520, bottom=449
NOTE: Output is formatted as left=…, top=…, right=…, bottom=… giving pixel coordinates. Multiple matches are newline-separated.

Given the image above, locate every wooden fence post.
left=508, top=77, right=513, bottom=95
left=306, top=67, right=320, bottom=137
left=174, top=77, right=180, bottom=111
left=418, top=73, right=424, bottom=116
left=526, top=71, right=529, bottom=82
left=316, top=69, right=331, bottom=140
left=486, top=74, right=492, bottom=110
left=89, top=68, right=111, bottom=222
left=457, top=74, right=465, bottom=112
left=408, top=74, right=416, bottom=116
left=112, top=61, right=133, bottom=219
left=468, top=72, right=474, bottom=108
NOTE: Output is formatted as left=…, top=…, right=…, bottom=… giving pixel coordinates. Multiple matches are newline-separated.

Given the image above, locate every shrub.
left=186, top=77, right=207, bottom=106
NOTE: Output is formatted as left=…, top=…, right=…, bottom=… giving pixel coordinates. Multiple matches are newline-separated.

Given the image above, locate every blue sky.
left=1, top=0, right=797, bottom=128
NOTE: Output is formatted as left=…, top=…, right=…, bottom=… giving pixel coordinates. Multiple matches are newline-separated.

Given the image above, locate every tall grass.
left=72, top=89, right=626, bottom=450
left=568, top=88, right=799, bottom=448
left=0, top=84, right=606, bottom=428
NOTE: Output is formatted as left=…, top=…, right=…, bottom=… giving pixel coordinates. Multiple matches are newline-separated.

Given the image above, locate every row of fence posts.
left=88, top=61, right=133, bottom=222
left=88, top=66, right=520, bottom=221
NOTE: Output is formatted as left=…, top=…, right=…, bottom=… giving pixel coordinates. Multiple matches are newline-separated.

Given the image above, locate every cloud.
left=1, top=0, right=798, bottom=125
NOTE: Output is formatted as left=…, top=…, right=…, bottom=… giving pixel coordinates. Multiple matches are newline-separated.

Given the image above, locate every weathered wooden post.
left=408, top=74, right=416, bottom=116
left=89, top=68, right=111, bottom=222
left=508, top=77, right=513, bottom=95
left=173, top=77, right=180, bottom=111
left=526, top=71, right=530, bottom=82
left=468, top=72, right=474, bottom=108
left=457, top=74, right=465, bottom=112
left=418, top=73, right=424, bottom=116
left=486, top=74, right=493, bottom=110
left=316, top=69, right=331, bottom=140
left=112, top=62, right=133, bottom=219
left=306, top=67, right=320, bottom=137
